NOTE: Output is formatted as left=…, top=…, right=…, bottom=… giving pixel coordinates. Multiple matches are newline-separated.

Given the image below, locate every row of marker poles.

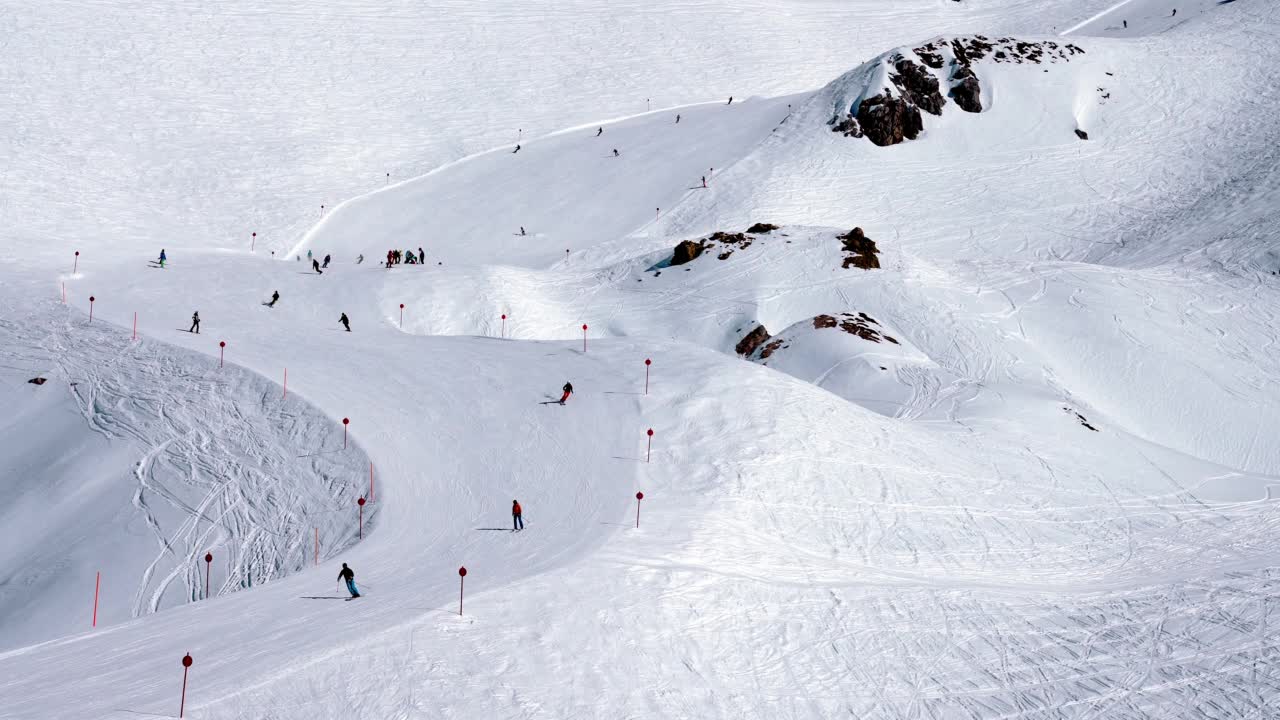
left=106, top=487, right=650, bottom=716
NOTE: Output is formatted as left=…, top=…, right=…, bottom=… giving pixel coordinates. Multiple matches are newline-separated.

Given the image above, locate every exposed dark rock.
left=1064, top=407, right=1099, bottom=431
left=950, top=66, right=982, bottom=113
left=735, top=324, right=772, bottom=356
left=892, top=57, right=945, bottom=116
left=1074, top=128, right=1089, bottom=140
left=812, top=312, right=898, bottom=344
left=746, top=223, right=779, bottom=234
left=759, top=338, right=788, bottom=360
left=671, top=240, right=704, bottom=265
left=832, top=113, right=863, bottom=138
left=27, top=377, right=47, bottom=385
left=838, top=227, right=881, bottom=269
left=856, top=92, right=923, bottom=147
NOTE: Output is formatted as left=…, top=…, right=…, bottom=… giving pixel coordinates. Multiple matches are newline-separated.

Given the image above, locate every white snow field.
left=3, top=0, right=1280, bottom=718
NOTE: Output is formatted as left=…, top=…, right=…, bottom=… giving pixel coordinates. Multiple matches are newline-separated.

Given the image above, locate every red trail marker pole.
left=92, top=571, right=100, bottom=627
left=582, top=324, right=588, bottom=353
left=204, top=553, right=212, bottom=600
left=250, top=232, right=256, bottom=251
left=357, top=496, right=366, bottom=539
left=132, top=312, right=137, bottom=341
left=219, top=341, right=225, bottom=368
left=644, top=358, right=651, bottom=395
left=646, top=428, right=654, bottom=463
left=88, top=296, right=95, bottom=323
left=73, top=251, right=79, bottom=274
left=635, top=492, right=644, bottom=528
left=656, top=207, right=660, bottom=220
left=282, top=368, right=287, bottom=399
left=179, top=653, right=193, bottom=718
left=501, top=314, right=506, bottom=338
left=458, top=566, right=467, bottom=616
left=343, top=417, right=350, bottom=449
left=399, top=303, right=404, bottom=329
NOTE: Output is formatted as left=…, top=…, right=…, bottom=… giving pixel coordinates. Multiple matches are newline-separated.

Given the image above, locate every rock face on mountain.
left=838, top=227, right=881, bottom=269
left=735, top=324, right=771, bottom=356
left=671, top=240, right=704, bottom=265
left=831, top=35, right=1085, bottom=146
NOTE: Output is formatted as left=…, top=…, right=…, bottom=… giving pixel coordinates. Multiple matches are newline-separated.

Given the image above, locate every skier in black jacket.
left=339, top=313, right=351, bottom=332
left=337, top=563, right=359, bottom=598
left=189, top=311, right=200, bottom=334
left=559, top=382, right=573, bottom=405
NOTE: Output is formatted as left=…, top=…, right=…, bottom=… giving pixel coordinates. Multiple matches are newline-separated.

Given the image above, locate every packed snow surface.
left=2, top=0, right=1280, bottom=718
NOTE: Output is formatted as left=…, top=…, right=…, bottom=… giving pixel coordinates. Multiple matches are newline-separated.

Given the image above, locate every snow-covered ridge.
left=825, top=35, right=1087, bottom=145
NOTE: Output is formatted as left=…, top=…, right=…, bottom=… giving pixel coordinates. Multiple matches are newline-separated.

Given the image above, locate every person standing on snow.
left=337, top=563, right=360, bottom=598
left=519, top=227, right=526, bottom=236
left=307, top=250, right=312, bottom=261
left=189, top=311, right=200, bottom=334
left=612, top=149, right=619, bottom=157
left=266, top=290, right=279, bottom=307
left=322, top=254, right=331, bottom=269
left=357, top=254, right=364, bottom=264
left=312, top=258, right=323, bottom=274
left=559, top=381, right=573, bottom=405
left=418, top=247, right=425, bottom=264
left=158, top=249, right=167, bottom=268
left=339, top=313, right=351, bottom=332
left=701, top=175, right=707, bottom=188
left=512, top=500, right=524, bottom=531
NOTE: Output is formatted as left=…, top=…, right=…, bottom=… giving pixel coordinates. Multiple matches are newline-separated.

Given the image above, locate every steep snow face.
left=0, top=286, right=374, bottom=651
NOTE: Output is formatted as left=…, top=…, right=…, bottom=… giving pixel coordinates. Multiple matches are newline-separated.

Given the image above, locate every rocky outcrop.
left=1074, top=128, right=1089, bottom=140
left=838, top=227, right=881, bottom=269
left=735, top=324, right=771, bottom=356
left=746, top=223, right=779, bottom=234
left=671, top=240, right=704, bottom=265
left=950, top=66, right=982, bottom=113
left=857, top=92, right=924, bottom=147
left=813, top=313, right=899, bottom=344
left=835, top=35, right=1085, bottom=144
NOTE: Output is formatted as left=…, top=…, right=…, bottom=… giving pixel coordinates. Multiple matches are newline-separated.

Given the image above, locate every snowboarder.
left=612, top=149, right=619, bottom=157
left=266, top=290, right=279, bottom=307
left=596, top=127, right=603, bottom=137
left=513, top=144, right=521, bottom=153
left=158, top=249, right=167, bottom=268
left=512, top=500, right=523, bottom=531
left=519, top=227, right=526, bottom=236
left=322, top=254, right=331, bottom=269
left=727, top=96, right=733, bottom=105
left=312, top=258, right=322, bottom=274
left=357, top=254, right=364, bottom=264
left=675, top=114, right=680, bottom=124
left=189, top=311, right=200, bottom=334
left=338, top=563, right=360, bottom=598
left=559, top=381, right=573, bottom=405
left=339, top=313, right=350, bottom=332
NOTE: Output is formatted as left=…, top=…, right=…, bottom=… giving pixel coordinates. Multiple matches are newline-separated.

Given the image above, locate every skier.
left=701, top=175, right=707, bottom=188
left=158, top=249, right=167, bottom=268
left=418, top=247, right=424, bottom=264
left=312, top=258, right=322, bottom=274
left=307, top=250, right=313, bottom=261
left=727, top=96, right=733, bottom=105
left=357, top=254, right=364, bottom=264
left=266, top=290, right=279, bottom=307
left=513, top=144, right=521, bottom=153
left=612, top=149, right=619, bottom=157
left=675, top=113, right=681, bottom=124
left=512, top=499, right=523, bottom=531
left=519, top=227, right=526, bottom=236
left=322, top=254, right=331, bottom=269
left=339, top=313, right=351, bottom=332
left=596, top=127, right=603, bottom=137
left=1171, top=8, right=1176, bottom=16
left=337, top=563, right=360, bottom=598
left=1123, top=19, right=1127, bottom=28
left=189, top=311, right=200, bottom=334
left=559, top=381, right=573, bottom=405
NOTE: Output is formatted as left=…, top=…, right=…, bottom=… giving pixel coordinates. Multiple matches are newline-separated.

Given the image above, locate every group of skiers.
left=385, top=248, right=425, bottom=267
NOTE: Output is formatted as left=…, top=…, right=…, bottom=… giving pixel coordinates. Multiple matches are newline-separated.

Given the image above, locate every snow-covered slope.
left=3, top=0, right=1280, bottom=718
